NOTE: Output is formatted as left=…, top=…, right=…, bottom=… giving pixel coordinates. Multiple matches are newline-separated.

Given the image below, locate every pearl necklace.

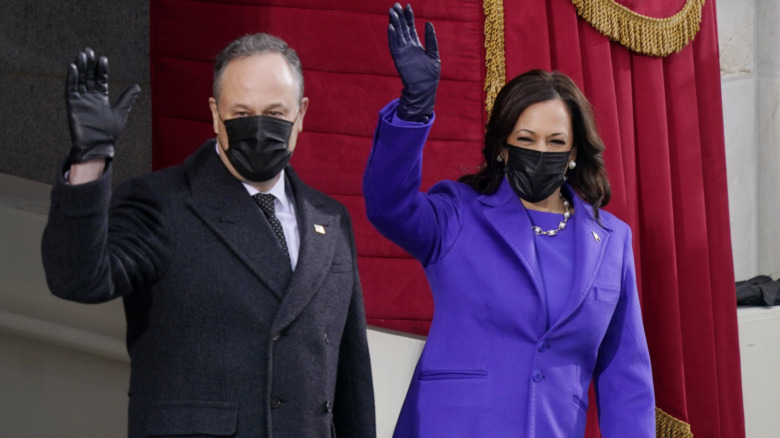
left=531, top=193, right=571, bottom=237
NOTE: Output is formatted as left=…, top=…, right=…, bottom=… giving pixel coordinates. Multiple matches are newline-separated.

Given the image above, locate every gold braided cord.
left=571, top=0, right=704, bottom=57
left=656, top=407, right=694, bottom=437
left=483, top=0, right=505, bottom=116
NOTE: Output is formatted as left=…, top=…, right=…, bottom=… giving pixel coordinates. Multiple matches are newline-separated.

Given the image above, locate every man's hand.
left=66, top=48, right=140, bottom=165
left=388, top=3, right=440, bottom=122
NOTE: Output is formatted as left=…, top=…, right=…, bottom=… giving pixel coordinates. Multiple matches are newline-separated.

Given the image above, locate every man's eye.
left=267, top=111, right=283, bottom=117
left=235, top=111, right=250, bottom=117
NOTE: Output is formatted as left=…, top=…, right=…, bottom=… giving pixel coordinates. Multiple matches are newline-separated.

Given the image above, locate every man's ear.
left=295, top=97, right=309, bottom=133
left=209, top=97, right=220, bottom=135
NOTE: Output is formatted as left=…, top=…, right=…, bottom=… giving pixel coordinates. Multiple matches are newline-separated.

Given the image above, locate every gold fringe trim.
left=483, top=0, right=505, bottom=116
left=656, top=407, right=694, bottom=437
left=571, top=0, right=705, bottom=57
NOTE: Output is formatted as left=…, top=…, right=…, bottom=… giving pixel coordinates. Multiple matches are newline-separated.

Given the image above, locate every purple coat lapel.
left=479, top=180, right=614, bottom=329
left=555, top=184, right=612, bottom=328
left=479, top=179, right=545, bottom=307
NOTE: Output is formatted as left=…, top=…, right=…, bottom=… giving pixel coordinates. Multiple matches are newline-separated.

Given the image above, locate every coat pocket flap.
left=418, top=369, right=488, bottom=380
left=146, top=400, right=238, bottom=436
left=594, top=286, right=620, bottom=303
left=329, top=260, right=352, bottom=273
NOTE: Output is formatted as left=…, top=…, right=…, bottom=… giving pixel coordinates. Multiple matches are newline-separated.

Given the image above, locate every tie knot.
left=253, top=193, right=277, bottom=216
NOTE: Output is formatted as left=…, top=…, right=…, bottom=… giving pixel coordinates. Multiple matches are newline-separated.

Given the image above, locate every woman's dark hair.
left=459, top=69, right=611, bottom=218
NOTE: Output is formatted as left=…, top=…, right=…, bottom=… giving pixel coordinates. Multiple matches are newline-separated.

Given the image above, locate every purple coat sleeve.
left=593, top=227, right=656, bottom=436
left=363, top=99, right=463, bottom=266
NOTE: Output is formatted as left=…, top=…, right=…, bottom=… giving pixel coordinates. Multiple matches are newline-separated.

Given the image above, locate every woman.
left=363, top=4, right=655, bottom=437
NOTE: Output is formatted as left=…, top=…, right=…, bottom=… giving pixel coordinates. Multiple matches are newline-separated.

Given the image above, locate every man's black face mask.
left=221, top=114, right=295, bottom=182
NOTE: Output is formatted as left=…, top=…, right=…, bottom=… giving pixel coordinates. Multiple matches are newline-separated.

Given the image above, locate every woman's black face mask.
left=221, top=114, right=295, bottom=182
left=504, top=144, right=571, bottom=203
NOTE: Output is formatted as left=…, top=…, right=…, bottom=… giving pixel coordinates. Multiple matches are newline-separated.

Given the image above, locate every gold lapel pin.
left=592, top=230, right=601, bottom=242
left=314, top=224, right=326, bottom=234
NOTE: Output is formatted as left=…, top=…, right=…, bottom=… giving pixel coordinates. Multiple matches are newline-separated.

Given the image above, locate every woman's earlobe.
left=497, top=146, right=508, bottom=164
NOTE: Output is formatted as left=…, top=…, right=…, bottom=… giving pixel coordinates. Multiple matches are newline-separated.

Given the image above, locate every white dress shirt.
left=216, top=141, right=300, bottom=270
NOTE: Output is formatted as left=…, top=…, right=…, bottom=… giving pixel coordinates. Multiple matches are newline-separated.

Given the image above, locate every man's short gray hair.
left=213, top=33, right=304, bottom=102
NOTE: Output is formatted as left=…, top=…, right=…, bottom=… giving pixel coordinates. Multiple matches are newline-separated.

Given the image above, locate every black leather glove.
left=66, top=48, right=141, bottom=164
left=388, top=3, right=440, bottom=122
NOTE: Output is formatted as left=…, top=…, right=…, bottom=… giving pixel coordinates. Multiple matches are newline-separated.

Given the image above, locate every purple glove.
left=66, top=48, right=140, bottom=164
left=388, top=3, right=440, bottom=122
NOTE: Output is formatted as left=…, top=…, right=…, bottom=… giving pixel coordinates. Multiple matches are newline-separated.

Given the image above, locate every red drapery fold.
left=150, top=0, right=744, bottom=436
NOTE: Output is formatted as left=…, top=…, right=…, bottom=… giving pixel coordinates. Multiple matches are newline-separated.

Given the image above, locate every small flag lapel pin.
left=592, top=230, right=601, bottom=242
left=314, top=224, right=326, bottom=234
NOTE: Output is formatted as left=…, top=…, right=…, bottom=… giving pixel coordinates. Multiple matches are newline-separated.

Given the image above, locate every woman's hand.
left=387, top=3, right=440, bottom=122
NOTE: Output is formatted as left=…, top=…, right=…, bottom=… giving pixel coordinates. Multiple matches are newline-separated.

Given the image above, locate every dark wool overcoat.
left=41, top=140, right=376, bottom=438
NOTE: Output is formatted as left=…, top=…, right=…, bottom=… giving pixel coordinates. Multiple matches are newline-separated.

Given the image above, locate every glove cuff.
left=398, top=88, right=437, bottom=123
left=68, top=142, right=115, bottom=164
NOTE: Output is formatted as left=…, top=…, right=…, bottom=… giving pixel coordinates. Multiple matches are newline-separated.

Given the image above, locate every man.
left=41, top=34, right=375, bottom=438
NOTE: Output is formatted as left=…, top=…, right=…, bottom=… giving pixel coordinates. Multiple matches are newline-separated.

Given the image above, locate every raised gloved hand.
left=66, top=48, right=141, bottom=164
left=388, top=3, right=440, bottom=122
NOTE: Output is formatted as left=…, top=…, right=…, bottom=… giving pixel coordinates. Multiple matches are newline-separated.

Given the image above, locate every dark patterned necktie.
left=252, top=193, right=290, bottom=261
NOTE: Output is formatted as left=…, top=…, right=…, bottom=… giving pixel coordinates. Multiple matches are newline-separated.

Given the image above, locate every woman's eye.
left=518, top=137, right=533, bottom=142
left=550, top=139, right=566, bottom=145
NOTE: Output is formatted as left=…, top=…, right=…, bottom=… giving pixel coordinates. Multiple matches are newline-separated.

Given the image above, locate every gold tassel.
left=656, top=407, right=694, bottom=437
left=570, top=0, right=705, bottom=57
left=483, top=0, right=506, bottom=116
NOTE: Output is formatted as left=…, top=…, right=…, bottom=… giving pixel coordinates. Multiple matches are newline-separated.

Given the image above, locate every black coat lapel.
left=271, top=168, right=338, bottom=333
left=186, top=141, right=291, bottom=299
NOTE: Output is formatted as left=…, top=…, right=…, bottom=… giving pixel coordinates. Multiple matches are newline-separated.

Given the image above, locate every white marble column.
left=757, top=1, right=780, bottom=277
left=719, top=0, right=759, bottom=281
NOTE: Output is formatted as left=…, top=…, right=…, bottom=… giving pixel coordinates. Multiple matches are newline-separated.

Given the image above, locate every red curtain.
left=150, top=0, right=744, bottom=436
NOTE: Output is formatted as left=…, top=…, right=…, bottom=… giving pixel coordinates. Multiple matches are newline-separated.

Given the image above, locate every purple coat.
left=363, top=100, right=654, bottom=437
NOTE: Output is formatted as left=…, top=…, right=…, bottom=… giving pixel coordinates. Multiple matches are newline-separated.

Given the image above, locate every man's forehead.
left=217, top=53, right=299, bottom=98
left=224, top=101, right=290, bottom=111
left=223, top=53, right=293, bottom=81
